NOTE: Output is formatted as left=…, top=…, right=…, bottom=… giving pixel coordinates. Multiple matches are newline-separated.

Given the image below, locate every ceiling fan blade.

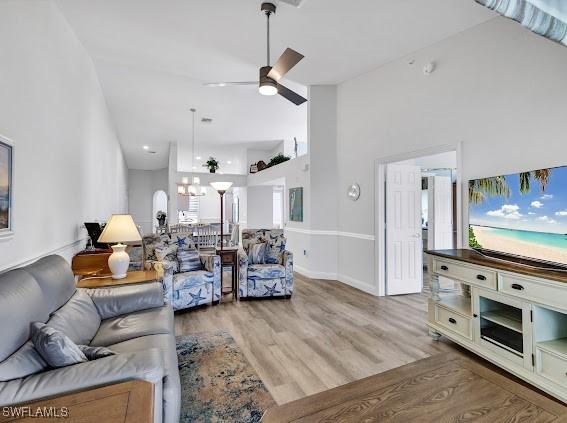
left=203, top=81, right=257, bottom=87
left=277, top=83, right=307, bottom=105
left=267, top=48, right=304, bottom=81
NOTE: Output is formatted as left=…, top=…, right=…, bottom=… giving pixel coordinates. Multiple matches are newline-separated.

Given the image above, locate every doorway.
left=152, top=190, right=168, bottom=233
left=375, top=145, right=462, bottom=296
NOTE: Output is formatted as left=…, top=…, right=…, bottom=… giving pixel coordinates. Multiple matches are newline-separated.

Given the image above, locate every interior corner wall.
left=305, top=85, right=339, bottom=279
left=336, top=17, right=567, bottom=293
left=0, top=1, right=128, bottom=271
left=128, top=168, right=168, bottom=234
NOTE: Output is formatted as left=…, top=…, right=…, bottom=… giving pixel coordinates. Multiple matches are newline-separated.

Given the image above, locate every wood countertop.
left=426, top=249, right=567, bottom=284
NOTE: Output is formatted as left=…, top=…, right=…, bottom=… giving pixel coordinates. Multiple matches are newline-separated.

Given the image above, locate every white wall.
left=128, top=168, right=168, bottom=234
left=0, top=1, right=128, bottom=271
left=336, top=17, right=567, bottom=293
left=247, top=186, right=274, bottom=229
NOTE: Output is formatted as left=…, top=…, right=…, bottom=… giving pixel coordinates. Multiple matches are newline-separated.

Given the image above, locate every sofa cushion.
left=21, top=255, right=76, bottom=314
left=90, top=305, right=173, bottom=347
left=0, top=269, right=49, bottom=362
left=46, top=290, right=101, bottom=346
left=30, top=322, right=87, bottom=368
left=177, top=249, right=202, bottom=273
left=248, top=264, right=285, bottom=279
left=143, top=233, right=171, bottom=262
left=0, top=341, right=47, bottom=382
left=108, top=334, right=180, bottom=423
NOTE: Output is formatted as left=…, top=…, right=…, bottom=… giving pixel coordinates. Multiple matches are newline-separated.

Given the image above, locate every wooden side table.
left=216, top=247, right=239, bottom=300
left=76, top=270, right=158, bottom=289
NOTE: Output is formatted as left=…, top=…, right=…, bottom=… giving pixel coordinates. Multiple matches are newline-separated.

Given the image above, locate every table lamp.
left=97, top=214, right=142, bottom=279
left=210, top=182, right=233, bottom=251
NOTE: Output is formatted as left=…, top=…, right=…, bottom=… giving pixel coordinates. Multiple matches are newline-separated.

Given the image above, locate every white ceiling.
left=56, top=0, right=494, bottom=170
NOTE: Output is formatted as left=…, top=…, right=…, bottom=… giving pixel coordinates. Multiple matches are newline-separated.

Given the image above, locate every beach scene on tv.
left=469, top=166, right=567, bottom=266
left=0, top=143, right=9, bottom=231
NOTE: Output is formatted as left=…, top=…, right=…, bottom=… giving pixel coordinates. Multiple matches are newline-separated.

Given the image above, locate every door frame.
left=374, top=142, right=463, bottom=296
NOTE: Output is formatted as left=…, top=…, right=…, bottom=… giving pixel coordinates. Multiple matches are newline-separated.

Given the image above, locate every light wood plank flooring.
left=175, top=273, right=458, bottom=405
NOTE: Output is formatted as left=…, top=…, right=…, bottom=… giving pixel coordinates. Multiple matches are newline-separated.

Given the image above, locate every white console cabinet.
left=428, top=250, right=567, bottom=403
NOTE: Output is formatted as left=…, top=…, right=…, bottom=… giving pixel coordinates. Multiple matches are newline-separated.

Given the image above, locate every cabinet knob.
left=511, top=283, right=524, bottom=291
left=477, top=275, right=486, bottom=281
left=440, top=265, right=449, bottom=271
left=448, top=317, right=457, bottom=324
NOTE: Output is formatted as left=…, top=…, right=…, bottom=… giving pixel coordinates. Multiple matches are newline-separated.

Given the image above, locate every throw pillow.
left=178, top=249, right=202, bottom=272
left=155, top=244, right=178, bottom=262
left=265, top=235, right=286, bottom=264
left=30, top=322, right=87, bottom=368
left=248, top=243, right=267, bottom=265
left=172, top=234, right=196, bottom=251
left=78, top=345, right=115, bottom=360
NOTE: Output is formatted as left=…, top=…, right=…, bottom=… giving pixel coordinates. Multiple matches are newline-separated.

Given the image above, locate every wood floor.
left=174, top=272, right=456, bottom=405
left=262, top=353, right=567, bottom=423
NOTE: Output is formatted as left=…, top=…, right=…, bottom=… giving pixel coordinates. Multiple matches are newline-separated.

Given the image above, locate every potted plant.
left=267, top=153, right=291, bottom=168
left=156, top=210, right=167, bottom=227
left=203, top=156, right=220, bottom=173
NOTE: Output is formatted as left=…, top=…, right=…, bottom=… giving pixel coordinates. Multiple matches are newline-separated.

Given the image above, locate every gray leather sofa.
left=0, top=255, right=180, bottom=423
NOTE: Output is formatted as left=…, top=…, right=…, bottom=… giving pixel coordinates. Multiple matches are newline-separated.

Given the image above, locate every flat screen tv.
left=469, top=165, right=567, bottom=267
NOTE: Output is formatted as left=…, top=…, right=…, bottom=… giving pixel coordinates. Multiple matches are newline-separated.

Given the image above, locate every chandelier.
left=178, top=108, right=206, bottom=196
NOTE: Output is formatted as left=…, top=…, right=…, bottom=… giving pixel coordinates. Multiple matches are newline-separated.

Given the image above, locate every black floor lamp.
left=210, top=182, right=233, bottom=251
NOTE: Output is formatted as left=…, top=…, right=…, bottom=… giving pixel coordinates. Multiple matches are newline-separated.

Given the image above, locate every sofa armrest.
left=146, top=260, right=175, bottom=306
left=283, top=250, right=294, bottom=295
left=85, top=282, right=164, bottom=320
left=0, top=349, right=164, bottom=407
left=200, top=254, right=221, bottom=301
left=238, top=249, right=248, bottom=297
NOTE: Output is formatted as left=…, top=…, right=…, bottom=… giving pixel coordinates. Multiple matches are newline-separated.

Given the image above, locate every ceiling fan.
left=204, top=2, right=307, bottom=106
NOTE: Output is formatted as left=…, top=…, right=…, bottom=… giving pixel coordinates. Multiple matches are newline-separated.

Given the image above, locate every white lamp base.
left=108, top=243, right=130, bottom=279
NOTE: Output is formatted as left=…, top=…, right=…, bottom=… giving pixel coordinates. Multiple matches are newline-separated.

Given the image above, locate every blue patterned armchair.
left=143, top=232, right=221, bottom=311
left=239, top=229, right=294, bottom=299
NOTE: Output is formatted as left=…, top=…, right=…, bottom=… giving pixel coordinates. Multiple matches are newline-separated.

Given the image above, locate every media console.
left=427, top=249, right=567, bottom=403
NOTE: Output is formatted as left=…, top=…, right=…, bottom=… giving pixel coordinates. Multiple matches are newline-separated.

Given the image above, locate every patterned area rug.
left=177, top=330, right=275, bottom=422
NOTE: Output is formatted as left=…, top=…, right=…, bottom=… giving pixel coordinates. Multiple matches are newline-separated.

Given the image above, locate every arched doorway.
left=152, top=190, right=168, bottom=233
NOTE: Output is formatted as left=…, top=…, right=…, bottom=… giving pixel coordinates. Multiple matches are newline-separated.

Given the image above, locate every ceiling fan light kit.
left=205, top=2, right=307, bottom=106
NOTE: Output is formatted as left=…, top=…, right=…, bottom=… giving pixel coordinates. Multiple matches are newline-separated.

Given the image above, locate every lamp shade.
left=210, top=182, right=233, bottom=192
left=98, top=214, right=142, bottom=244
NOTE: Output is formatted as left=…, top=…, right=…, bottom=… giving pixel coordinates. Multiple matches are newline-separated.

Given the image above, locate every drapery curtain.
left=476, top=0, right=567, bottom=46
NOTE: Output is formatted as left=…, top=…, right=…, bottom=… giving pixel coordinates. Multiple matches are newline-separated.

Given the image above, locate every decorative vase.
left=157, top=217, right=166, bottom=227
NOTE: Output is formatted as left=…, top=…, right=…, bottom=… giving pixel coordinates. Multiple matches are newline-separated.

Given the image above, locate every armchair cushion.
left=248, top=264, right=285, bottom=279
left=90, top=305, right=174, bottom=347
left=0, top=349, right=165, bottom=407
left=86, top=282, right=164, bottom=320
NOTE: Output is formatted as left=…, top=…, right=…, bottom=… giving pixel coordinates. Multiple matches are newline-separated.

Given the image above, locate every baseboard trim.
left=0, top=238, right=86, bottom=274
left=294, top=265, right=379, bottom=296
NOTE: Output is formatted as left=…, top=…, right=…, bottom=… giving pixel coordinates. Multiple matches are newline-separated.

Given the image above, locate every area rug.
left=177, top=330, right=275, bottom=422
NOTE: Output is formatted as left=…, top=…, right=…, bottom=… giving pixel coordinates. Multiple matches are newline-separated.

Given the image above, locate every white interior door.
left=428, top=176, right=454, bottom=250
left=386, top=164, right=422, bottom=295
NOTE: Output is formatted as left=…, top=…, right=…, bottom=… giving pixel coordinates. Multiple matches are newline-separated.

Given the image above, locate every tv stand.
left=427, top=249, right=567, bottom=403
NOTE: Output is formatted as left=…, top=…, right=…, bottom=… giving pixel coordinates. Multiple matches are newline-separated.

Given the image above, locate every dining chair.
left=196, top=224, right=218, bottom=252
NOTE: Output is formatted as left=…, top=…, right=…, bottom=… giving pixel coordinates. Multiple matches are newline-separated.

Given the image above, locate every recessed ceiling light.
left=218, top=171, right=224, bottom=175
left=143, top=146, right=149, bottom=150
left=227, top=161, right=232, bottom=164
left=192, top=166, right=197, bottom=170
left=196, top=156, right=202, bottom=160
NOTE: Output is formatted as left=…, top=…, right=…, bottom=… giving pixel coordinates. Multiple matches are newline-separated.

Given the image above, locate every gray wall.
left=128, top=168, right=168, bottom=234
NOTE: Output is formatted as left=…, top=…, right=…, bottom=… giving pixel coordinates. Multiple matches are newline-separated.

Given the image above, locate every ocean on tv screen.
left=469, top=166, right=567, bottom=265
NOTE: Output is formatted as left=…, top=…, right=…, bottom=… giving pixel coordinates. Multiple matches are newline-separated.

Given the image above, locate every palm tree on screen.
left=469, top=168, right=551, bottom=204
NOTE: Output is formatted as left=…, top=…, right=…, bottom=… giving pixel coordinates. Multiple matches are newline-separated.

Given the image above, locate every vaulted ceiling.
left=56, top=0, right=494, bottom=170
